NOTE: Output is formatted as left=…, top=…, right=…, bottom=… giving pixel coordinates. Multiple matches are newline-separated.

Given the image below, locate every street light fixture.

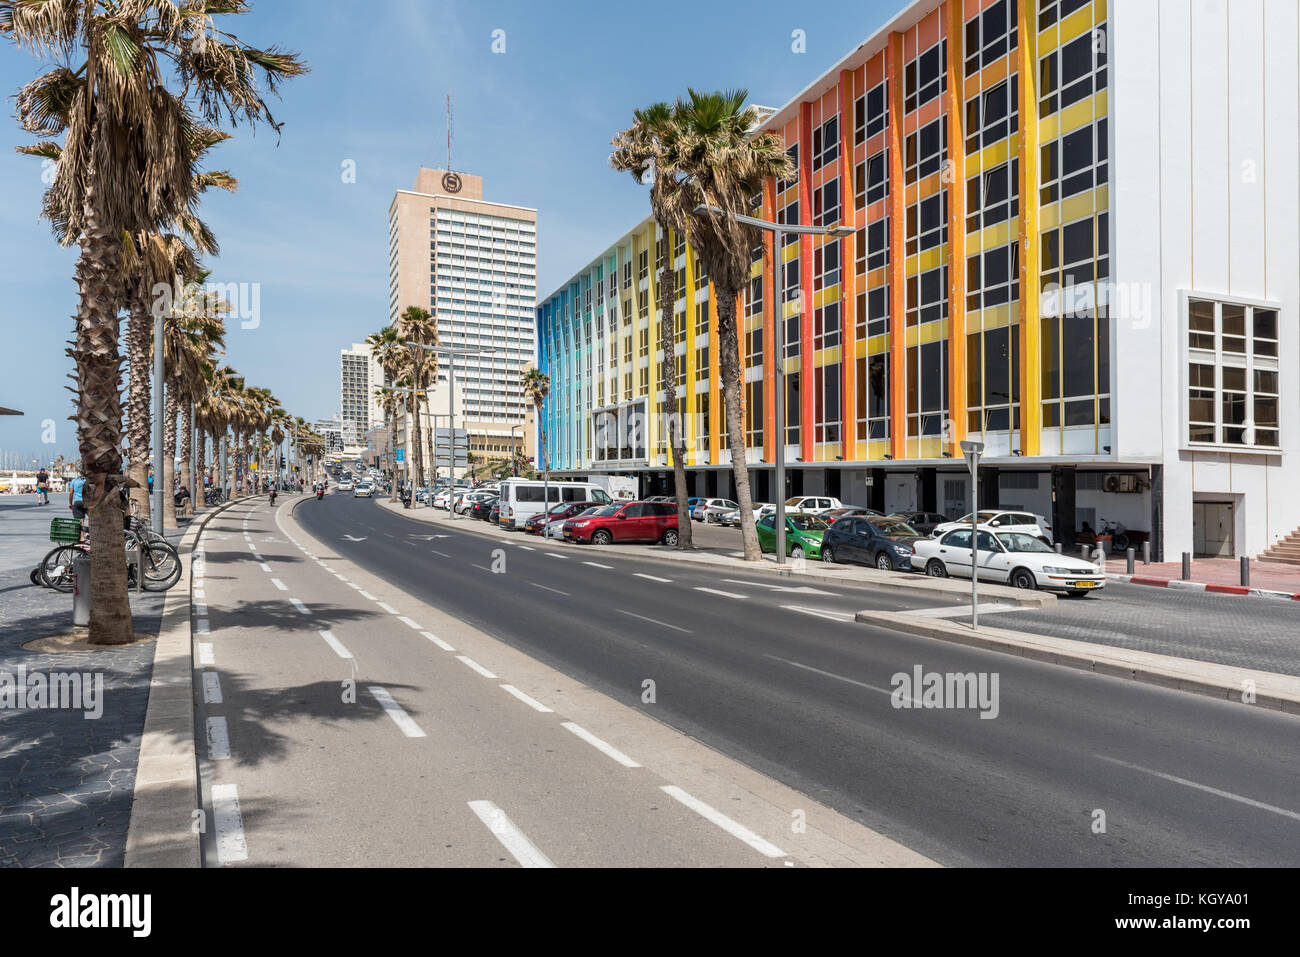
left=694, top=203, right=852, bottom=565
left=509, top=423, right=523, bottom=477
left=406, top=341, right=497, bottom=519
left=960, top=439, right=985, bottom=628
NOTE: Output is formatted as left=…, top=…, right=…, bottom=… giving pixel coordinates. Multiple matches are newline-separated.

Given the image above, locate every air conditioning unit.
left=1103, top=473, right=1141, bottom=494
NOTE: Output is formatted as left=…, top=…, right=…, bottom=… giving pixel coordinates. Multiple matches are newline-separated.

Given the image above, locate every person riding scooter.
left=315, top=483, right=324, bottom=500
left=269, top=487, right=277, bottom=506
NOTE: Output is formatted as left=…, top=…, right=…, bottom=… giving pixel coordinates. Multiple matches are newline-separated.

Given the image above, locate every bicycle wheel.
left=39, top=545, right=83, bottom=592
left=139, top=541, right=182, bottom=591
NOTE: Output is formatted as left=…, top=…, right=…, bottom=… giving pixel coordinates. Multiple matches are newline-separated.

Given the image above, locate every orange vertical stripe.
left=838, top=68, right=857, bottom=462
left=762, top=180, right=777, bottom=464
left=945, top=0, right=968, bottom=458
left=708, top=282, right=721, bottom=467
left=887, top=33, right=908, bottom=460
left=798, top=101, right=815, bottom=463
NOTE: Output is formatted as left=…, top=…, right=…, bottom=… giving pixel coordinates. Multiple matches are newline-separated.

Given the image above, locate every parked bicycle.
left=32, top=515, right=182, bottom=593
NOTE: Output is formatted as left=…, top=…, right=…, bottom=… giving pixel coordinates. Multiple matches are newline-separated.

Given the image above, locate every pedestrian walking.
left=68, top=471, right=88, bottom=522
left=36, top=467, right=50, bottom=505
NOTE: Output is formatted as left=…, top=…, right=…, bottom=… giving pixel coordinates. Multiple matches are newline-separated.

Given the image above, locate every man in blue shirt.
left=68, top=472, right=88, bottom=521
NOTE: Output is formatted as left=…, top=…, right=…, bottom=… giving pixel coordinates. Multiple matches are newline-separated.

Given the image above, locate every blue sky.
left=0, top=0, right=898, bottom=466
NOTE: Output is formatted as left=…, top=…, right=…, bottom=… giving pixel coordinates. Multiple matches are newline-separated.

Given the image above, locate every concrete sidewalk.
left=372, top=497, right=1055, bottom=608
left=1098, top=555, right=1300, bottom=599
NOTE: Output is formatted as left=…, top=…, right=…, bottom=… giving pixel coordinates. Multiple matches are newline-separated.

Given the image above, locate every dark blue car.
left=820, top=515, right=927, bottom=570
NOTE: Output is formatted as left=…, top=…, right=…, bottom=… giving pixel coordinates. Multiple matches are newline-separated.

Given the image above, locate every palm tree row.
left=6, top=2, right=307, bottom=644
left=611, top=88, right=793, bottom=561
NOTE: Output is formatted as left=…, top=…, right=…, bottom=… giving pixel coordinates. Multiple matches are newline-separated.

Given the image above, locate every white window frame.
left=1179, top=290, right=1283, bottom=454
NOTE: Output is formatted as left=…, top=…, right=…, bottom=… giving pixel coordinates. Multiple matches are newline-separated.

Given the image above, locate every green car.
left=755, top=512, right=830, bottom=560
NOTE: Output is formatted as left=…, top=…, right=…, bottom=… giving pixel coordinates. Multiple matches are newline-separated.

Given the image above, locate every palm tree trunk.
left=180, top=397, right=193, bottom=510
left=195, top=427, right=207, bottom=508
left=411, top=382, right=425, bottom=500
left=715, top=292, right=760, bottom=561
left=76, top=172, right=134, bottom=645
left=125, top=298, right=152, bottom=523
left=162, top=385, right=178, bottom=529
left=657, top=257, right=693, bottom=549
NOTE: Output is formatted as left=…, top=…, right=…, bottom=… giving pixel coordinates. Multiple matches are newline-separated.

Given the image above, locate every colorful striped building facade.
left=538, top=0, right=1300, bottom=561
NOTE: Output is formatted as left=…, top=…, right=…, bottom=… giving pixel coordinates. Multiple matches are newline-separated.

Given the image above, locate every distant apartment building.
left=340, top=342, right=384, bottom=446
left=387, top=168, right=539, bottom=477
left=538, top=0, right=1300, bottom=563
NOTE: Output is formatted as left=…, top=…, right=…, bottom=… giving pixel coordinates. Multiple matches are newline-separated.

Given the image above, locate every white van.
left=498, top=478, right=613, bottom=530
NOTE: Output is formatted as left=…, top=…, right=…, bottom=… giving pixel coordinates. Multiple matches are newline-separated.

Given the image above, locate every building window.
left=966, top=159, right=1020, bottom=232
left=814, top=363, right=841, bottom=444
left=777, top=144, right=799, bottom=192
left=856, top=353, right=889, bottom=441
left=905, top=118, right=947, bottom=182
left=905, top=41, right=947, bottom=113
left=812, top=117, right=839, bottom=171
left=964, top=76, right=1019, bottom=153
left=1040, top=118, right=1108, bottom=205
left=906, top=340, right=948, bottom=437
left=1039, top=24, right=1107, bottom=118
left=856, top=283, right=889, bottom=341
left=906, top=191, right=948, bottom=255
left=813, top=178, right=840, bottom=227
left=966, top=325, right=1021, bottom=433
left=855, top=217, right=889, bottom=277
left=966, top=241, right=1020, bottom=311
left=814, top=300, right=841, bottom=351
left=906, top=265, right=947, bottom=327
left=855, top=149, right=888, bottom=209
left=813, top=241, right=840, bottom=292
left=1183, top=296, right=1281, bottom=449
left=1039, top=0, right=1093, bottom=29
left=854, top=81, right=888, bottom=147
left=965, top=0, right=1019, bottom=76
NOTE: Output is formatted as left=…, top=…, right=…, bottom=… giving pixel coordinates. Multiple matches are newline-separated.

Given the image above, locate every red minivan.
left=562, top=501, right=679, bottom=546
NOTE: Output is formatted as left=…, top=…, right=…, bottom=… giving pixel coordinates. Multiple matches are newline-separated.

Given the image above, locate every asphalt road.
left=291, top=492, right=1300, bottom=866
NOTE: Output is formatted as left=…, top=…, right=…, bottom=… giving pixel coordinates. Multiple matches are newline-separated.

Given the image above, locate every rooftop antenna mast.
left=446, top=93, right=453, bottom=173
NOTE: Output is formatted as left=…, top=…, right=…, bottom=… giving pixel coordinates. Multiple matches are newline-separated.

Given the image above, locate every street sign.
left=395, top=448, right=405, bottom=464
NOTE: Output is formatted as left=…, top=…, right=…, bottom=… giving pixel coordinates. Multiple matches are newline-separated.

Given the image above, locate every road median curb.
left=124, top=497, right=244, bottom=868
left=853, top=608, right=1300, bottom=714
left=1108, top=571, right=1300, bottom=601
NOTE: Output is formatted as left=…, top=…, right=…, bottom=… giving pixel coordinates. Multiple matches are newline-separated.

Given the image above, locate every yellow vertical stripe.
left=1017, top=0, right=1042, bottom=456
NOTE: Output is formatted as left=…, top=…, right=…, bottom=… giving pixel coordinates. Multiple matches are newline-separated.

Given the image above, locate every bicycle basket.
left=50, top=517, right=83, bottom=543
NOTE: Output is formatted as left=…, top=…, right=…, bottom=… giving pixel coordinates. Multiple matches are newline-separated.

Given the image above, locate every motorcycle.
left=269, top=489, right=277, bottom=506
left=315, top=488, right=324, bottom=501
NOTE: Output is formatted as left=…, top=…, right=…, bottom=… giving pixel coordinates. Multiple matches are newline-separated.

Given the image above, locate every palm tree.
left=521, top=366, right=551, bottom=487
left=6, top=3, right=306, bottom=644
left=612, top=101, right=695, bottom=548
left=659, top=89, right=793, bottom=561
left=367, top=326, right=404, bottom=501
left=373, top=385, right=402, bottom=494
left=394, top=306, right=438, bottom=494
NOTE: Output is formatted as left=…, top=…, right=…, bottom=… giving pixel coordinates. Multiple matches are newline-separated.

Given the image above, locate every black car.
left=488, top=502, right=501, bottom=524
left=470, top=496, right=498, bottom=520
left=822, top=505, right=885, bottom=523
left=894, top=511, right=950, bottom=535
left=820, top=515, right=927, bottom=570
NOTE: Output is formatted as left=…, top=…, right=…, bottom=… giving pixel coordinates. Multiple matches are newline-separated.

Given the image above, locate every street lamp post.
left=960, top=439, right=985, bottom=628
left=406, top=342, right=497, bottom=520
left=694, top=204, right=852, bottom=565
left=509, top=424, right=522, bottom=477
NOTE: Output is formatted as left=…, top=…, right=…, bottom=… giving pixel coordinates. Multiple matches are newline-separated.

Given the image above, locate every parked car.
left=469, top=496, right=499, bottom=520
left=456, top=490, right=495, bottom=515
left=820, top=515, right=926, bottom=570
left=754, top=512, right=830, bottom=560
left=524, top=501, right=599, bottom=535
left=497, top=478, right=614, bottom=529
left=911, top=528, right=1104, bottom=596
left=562, top=501, right=679, bottom=546
left=694, top=498, right=739, bottom=523
left=546, top=505, right=602, bottom=539
left=353, top=483, right=374, bottom=498
left=932, top=510, right=1054, bottom=545
left=782, top=495, right=843, bottom=515
left=488, top=501, right=501, bottom=524
left=717, top=502, right=775, bottom=527
left=822, top=505, right=885, bottom=523
left=895, top=511, right=949, bottom=535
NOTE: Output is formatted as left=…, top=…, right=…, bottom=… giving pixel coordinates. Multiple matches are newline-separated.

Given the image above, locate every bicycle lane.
left=189, top=496, right=865, bottom=866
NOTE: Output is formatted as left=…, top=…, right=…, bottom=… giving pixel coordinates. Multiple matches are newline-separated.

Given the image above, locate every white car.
left=455, top=491, right=494, bottom=514
left=783, top=496, right=843, bottom=515
left=353, top=483, right=373, bottom=498
left=694, top=498, right=739, bottom=523
left=911, top=527, right=1104, bottom=596
left=337, top=481, right=353, bottom=492
left=932, top=510, right=1054, bottom=545
left=719, top=503, right=774, bottom=527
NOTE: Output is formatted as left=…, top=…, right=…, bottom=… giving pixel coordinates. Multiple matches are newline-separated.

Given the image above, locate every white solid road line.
left=561, top=722, right=640, bottom=768
left=659, top=785, right=786, bottom=859
left=633, top=573, right=672, bottom=583
left=197, top=643, right=214, bottom=665
left=1094, top=754, right=1300, bottom=822
left=467, top=801, right=555, bottom=868
left=695, top=587, right=747, bottom=600
left=319, top=630, right=353, bottom=659
left=615, top=609, right=692, bottom=634
left=780, top=605, right=857, bottom=623
left=206, top=716, right=232, bottom=761
left=528, top=582, right=570, bottom=597
left=582, top=561, right=614, bottom=569
left=763, top=653, right=902, bottom=701
left=202, top=671, right=223, bottom=704
left=377, top=601, right=398, bottom=614
left=421, top=631, right=455, bottom=652
left=500, top=684, right=553, bottom=713
left=457, top=655, right=498, bottom=679
left=270, top=578, right=288, bottom=591
left=359, top=590, right=377, bottom=601
left=289, top=598, right=310, bottom=615
left=211, top=783, right=248, bottom=865
left=544, top=552, right=569, bottom=560
left=397, top=616, right=422, bottom=630
left=347, top=582, right=362, bottom=590
left=367, top=686, right=427, bottom=738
